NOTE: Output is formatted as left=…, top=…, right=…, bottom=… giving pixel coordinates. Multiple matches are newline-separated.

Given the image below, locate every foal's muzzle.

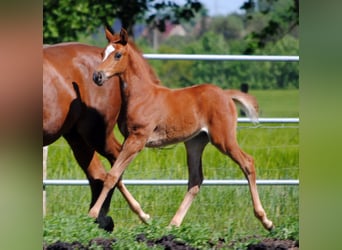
left=93, top=71, right=106, bottom=86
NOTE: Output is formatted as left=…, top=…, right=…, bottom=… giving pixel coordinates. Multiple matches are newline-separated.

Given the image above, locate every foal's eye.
left=114, top=52, right=122, bottom=60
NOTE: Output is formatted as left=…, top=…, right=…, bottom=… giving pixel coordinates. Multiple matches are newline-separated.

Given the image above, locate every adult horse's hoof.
left=96, top=216, right=114, bottom=232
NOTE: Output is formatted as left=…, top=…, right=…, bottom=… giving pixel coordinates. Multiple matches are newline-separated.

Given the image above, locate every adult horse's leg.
left=169, top=132, right=209, bottom=227
left=64, top=132, right=115, bottom=232
left=209, top=108, right=273, bottom=230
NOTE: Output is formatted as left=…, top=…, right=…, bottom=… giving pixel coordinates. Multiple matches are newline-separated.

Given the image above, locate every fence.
left=43, top=118, right=299, bottom=188
left=43, top=54, right=299, bottom=216
left=144, top=54, right=299, bottom=61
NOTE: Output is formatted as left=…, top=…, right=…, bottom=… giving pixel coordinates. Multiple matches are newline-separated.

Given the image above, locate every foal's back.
left=157, top=83, right=236, bottom=121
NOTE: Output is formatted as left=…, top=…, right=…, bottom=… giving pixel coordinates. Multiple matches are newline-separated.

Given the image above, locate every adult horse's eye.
left=114, top=52, right=122, bottom=60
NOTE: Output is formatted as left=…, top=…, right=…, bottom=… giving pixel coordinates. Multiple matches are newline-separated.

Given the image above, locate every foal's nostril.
left=93, top=71, right=103, bottom=86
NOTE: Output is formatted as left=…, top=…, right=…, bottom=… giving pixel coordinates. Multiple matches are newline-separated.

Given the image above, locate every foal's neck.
left=121, top=46, right=157, bottom=96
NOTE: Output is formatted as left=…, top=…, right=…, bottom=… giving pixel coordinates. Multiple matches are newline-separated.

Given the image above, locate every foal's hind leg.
left=210, top=128, right=273, bottom=230
left=169, top=132, right=209, bottom=227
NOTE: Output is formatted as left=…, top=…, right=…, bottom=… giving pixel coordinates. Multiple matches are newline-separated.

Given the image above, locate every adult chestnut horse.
left=43, top=41, right=152, bottom=231
left=90, top=28, right=274, bottom=231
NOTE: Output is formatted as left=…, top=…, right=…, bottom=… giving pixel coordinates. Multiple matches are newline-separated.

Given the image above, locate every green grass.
left=251, top=89, right=299, bottom=117
left=43, top=89, right=299, bottom=248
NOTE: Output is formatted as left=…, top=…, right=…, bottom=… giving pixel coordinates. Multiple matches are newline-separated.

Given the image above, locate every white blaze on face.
left=102, top=44, right=115, bottom=61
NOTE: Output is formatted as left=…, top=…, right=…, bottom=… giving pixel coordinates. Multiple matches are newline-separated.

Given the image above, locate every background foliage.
left=43, top=0, right=298, bottom=90
left=43, top=0, right=203, bottom=43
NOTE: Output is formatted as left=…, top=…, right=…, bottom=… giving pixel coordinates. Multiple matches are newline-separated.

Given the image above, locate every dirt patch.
left=43, top=234, right=195, bottom=250
left=43, top=238, right=116, bottom=250
left=44, top=235, right=298, bottom=249
left=247, top=238, right=299, bottom=250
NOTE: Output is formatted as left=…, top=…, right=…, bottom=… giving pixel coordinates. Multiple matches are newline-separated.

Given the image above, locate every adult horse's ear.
left=105, top=27, right=113, bottom=42
left=120, top=28, right=128, bottom=45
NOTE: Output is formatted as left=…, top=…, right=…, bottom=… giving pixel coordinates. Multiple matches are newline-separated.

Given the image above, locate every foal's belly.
left=145, top=126, right=208, bottom=148
left=145, top=136, right=183, bottom=148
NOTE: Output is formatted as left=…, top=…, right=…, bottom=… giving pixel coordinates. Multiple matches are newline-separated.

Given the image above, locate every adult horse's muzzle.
left=93, top=71, right=106, bottom=86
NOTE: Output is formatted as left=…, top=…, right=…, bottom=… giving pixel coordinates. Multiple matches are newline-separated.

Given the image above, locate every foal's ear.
left=105, top=27, right=114, bottom=42
left=119, top=28, right=128, bottom=45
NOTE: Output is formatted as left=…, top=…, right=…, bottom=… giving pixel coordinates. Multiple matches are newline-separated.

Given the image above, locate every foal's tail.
left=225, top=90, right=259, bottom=124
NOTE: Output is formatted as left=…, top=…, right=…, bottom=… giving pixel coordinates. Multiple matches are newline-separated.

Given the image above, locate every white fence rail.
left=239, top=117, right=299, bottom=123
left=43, top=179, right=299, bottom=186
left=144, top=54, right=299, bottom=62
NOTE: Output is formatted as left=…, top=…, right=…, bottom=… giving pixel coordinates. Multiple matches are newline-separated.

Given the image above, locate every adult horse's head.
left=93, top=28, right=129, bottom=86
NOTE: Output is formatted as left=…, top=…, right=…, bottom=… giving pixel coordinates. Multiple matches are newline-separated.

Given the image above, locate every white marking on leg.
left=169, top=185, right=200, bottom=227
left=200, top=127, right=208, bottom=134
left=103, top=45, right=115, bottom=61
left=117, top=181, right=151, bottom=223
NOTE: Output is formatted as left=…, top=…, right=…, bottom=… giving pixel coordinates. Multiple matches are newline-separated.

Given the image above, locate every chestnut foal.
left=90, top=28, right=273, bottom=230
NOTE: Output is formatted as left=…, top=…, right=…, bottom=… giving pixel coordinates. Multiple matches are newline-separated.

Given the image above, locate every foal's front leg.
left=117, top=180, right=151, bottom=223
left=103, top=135, right=150, bottom=223
left=88, top=135, right=147, bottom=219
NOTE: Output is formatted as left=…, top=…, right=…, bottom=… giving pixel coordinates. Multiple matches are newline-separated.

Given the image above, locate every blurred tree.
left=240, top=0, right=299, bottom=53
left=208, top=14, right=244, bottom=41
left=149, top=30, right=298, bottom=90
left=43, top=0, right=202, bottom=44
left=151, top=44, right=194, bottom=88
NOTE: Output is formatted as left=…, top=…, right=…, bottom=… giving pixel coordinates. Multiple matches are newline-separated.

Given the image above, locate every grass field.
left=251, top=89, right=299, bottom=117
left=43, top=89, right=299, bottom=248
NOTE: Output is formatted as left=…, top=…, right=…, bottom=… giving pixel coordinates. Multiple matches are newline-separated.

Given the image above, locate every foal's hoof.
left=96, top=216, right=114, bottom=232
left=264, top=220, right=274, bottom=231
left=141, top=213, right=151, bottom=224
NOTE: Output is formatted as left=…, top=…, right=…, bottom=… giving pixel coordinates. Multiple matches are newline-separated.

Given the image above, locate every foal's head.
left=93, top=28, right=130, bottom=86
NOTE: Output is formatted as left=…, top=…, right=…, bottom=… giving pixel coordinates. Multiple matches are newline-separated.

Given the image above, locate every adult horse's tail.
left=225, top=90, right=259, bottom=124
